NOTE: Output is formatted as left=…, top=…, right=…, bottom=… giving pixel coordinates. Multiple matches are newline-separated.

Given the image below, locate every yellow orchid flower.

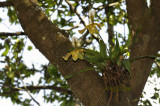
left=78, top=23, right=101, bottom=35
left=63, top=49, right=84, bottom=61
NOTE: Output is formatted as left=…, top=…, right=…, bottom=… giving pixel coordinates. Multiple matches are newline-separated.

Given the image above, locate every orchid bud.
left=89, top=9, right=96, bottom=24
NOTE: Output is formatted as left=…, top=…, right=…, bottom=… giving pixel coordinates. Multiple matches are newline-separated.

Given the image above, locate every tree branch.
left=65, top=0, right=86, bottom=26
left=104, top=1, right=115, bottom=47
left=11, top=0, right=108, bottom=106
left=65, top=24, right=80, bottom=31
left=0, top=1, right=12, bottom=7
left=126, top=0, right=149, bottom=30
left=0, top=32, right=25, bottom=36
left=151, top=0, right=160, bottom=19
left=150, top=0, right=160, bottom=39
left=0, top=85, right=72, bottom=96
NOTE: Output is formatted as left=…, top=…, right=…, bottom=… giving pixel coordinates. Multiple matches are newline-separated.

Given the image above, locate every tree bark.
left=0, top=1, right=12, bottom=7
left=126, top=0, right=160, bottom=105
left=11, top=0, right=108, bottom=106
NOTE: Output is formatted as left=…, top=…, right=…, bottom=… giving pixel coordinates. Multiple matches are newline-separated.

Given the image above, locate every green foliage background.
left=0, top=0, right=159, bottom=105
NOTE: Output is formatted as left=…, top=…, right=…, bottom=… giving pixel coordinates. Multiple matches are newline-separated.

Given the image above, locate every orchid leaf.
left=110, top=35, right=121, bottom=61
left=99, top=40, right=107, bottom=59
left=84, top=49, right=104, bottom=64
left=2, top=39, right=10, bottom=56
left=122, top=59, right=130, bottom=75
left=64, top=67, right=96, bottom=80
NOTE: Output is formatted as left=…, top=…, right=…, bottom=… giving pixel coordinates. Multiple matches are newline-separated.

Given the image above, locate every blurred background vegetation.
left=0, top=0, right=159, bottom=105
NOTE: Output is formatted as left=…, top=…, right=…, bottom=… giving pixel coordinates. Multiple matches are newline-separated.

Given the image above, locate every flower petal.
left=78, top=49, right=85, bottom=60
left=78, top=27, right=87, bottom=34
left=94, top=23, right=101, bottom=29
left=63, top=53, right=72, bottom=61
left=72, top=50, right=79, bottom=61
left=94, top=27, right=99, bottom=35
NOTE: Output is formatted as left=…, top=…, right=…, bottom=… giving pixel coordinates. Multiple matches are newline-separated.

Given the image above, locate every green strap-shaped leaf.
left=122, top=55, right=157, bottom=75
left=122, top=59, right=130, bottom=75
left=99, top=40, right=107, bottom=58
left=84, top=49, right=104, bottom=64
left=123, top=34, right=131, bottom=48
left=110, top=35, right=121, bottom=61
left=121, top=34, right=131, bottom=54
left=64, top=67, right=96, bottom=80
left=130, top=55, right=157, bottom=62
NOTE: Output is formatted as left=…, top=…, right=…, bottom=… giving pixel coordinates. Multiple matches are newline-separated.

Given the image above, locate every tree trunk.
left=126, top=0, right=160, bottom=105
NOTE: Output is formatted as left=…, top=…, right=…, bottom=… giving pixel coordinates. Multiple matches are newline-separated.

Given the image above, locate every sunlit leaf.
left=2, top=47, right=9, bottom=56
left=8, top=71, right=15, bottom=79
left=2, top=39, right=10, bottom=56
left=27, top=45, right=32, bottom=51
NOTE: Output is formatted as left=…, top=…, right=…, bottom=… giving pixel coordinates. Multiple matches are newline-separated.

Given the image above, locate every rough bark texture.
left=11, top=0, right=108, bottom=106
left=126, top=0, right=160, bottom=105
left=10, top=0, right=160, bottom=106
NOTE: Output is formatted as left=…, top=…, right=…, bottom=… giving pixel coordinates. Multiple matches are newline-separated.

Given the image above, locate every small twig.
left=65, top=0, right=94, bottom=46
left=78, top=30, right=90, bottom=46
left=65, top=0, right=86, bottom=27
left=0, top=85, right=72, bottom=96
left=155, top=60, right=160, bottom=69
left=65, top=24, right=80, bottom=31
left=0, top=32, right=25, bottom=36
left=65, top=0, right=102, bottom=45
left=17, top=70, right=41, bottom=106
